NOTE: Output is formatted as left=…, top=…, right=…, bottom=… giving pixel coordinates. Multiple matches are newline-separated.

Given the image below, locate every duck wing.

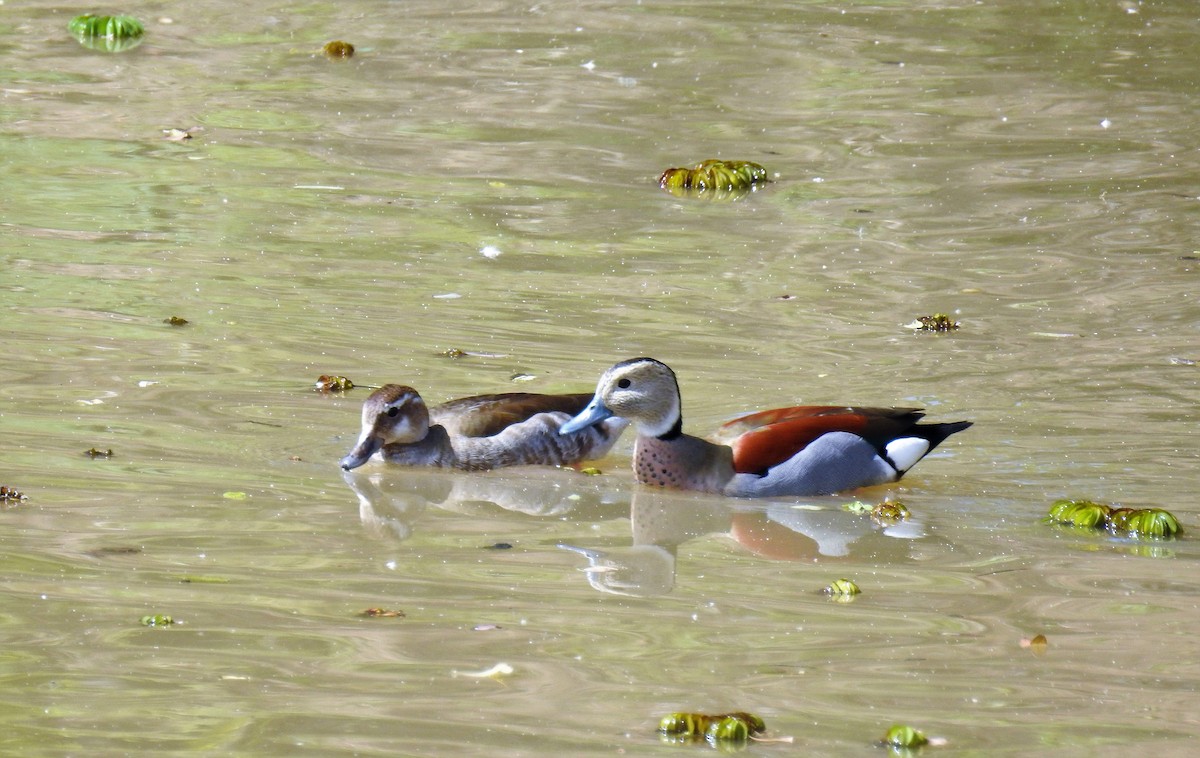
left=433, top=393, right=595, bottom=438
left=715, top=406, right=927, bottom=475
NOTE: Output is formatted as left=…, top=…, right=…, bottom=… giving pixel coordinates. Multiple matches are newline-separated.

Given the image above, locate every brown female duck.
left=340, top=384, right=627, bottom=471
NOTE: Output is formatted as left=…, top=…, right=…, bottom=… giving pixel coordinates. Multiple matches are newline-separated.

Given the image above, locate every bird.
left=340, top=384, right=627, bottom=471
left=558, top=357, right=971, bottom=497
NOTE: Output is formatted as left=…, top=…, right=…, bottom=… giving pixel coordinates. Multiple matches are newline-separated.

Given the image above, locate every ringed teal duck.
left=559, top=358, right=971, bottom=497
left=340, top=384, right=627, bottom=471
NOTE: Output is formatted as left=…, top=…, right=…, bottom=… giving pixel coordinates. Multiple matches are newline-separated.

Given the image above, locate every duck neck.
left=658, top=415, right=683, bottom=440
left=638, top=392, right=683, bottom=440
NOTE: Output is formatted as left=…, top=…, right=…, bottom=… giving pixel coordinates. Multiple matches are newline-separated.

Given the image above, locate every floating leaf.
left=322, top=40, right=355, bottom=59
left=84, top=447, right=114, bottom=458
left=659, top=712, right=712, bottom=738
left=163, top=315, right=189, bottom=326
left=163, top=127, right=200, bottom=142
left=315, top=374, right=355, bottom=392
left=360, top=608, right=406, bottom=618
left=905, top=313, right=960, bottom=332
left=842, top=500, right=874, bottom=515
left=222, top=491, right=248, bottom=500
left=452, top=662, right=513, bottom=679
left=658, top=159, right=770, bottom=199
left=69, top=14, right=145, bottom=38
left=883, top=724, right=929, bottom=748
left=579, top=467, right=602, bottom=476
left=1020, top=633, right=1049, bottom=655
left=178, top=575, right=230, bottom=584
left=140, top=615, right=174, bottom=627
left=87, top=546, right=141, bottom=557
left=706, top=716, right=750, bottom=744
left=659, top=712, right=766, bottom=745
left=823, top=578, right=861, bottom=599
left=1110, top=508, right=1181, bottom=539
left=871, top=498, right=910, bottom=523
left=1046, top=500, right=1181, bottom=541
left=0, top=485, right=25, bottom=502
left=1045, top=499, right=1111, bottom=529
left=69, top=14, right=145, bottom=52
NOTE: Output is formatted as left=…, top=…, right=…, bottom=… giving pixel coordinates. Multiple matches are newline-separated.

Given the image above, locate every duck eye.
left=386, top=406, right=400, bottom=418
left=617, top=378, right=631, bottom=389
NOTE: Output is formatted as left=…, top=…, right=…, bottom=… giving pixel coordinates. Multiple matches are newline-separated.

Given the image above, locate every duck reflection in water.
left=557, top=489, right=927, bottom=597
left=344, top=466, right=928, bottom=598
left=341, top=465, right=631, bottom=542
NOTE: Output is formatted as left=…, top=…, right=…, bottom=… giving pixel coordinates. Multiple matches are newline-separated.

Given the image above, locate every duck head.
left=560, top=358, right=682, bottom=439
left=340, top=385, right=431, bottom=470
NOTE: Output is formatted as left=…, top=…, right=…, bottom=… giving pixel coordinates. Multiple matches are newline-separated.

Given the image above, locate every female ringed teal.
left=559, top=358, right=971, bottom=497
left=341, top=384, right=627, bottom=471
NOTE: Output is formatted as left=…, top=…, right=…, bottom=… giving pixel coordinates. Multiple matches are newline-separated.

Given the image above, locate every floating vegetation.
left=315, top=374, right=355, bottom=392
left=452, top=662, right=514, bottom=679
left=1109, top=507, right=1181, bottom=539
left=872, top=498, right=910, bottom=523
left=84, top=447, right=114, bottom=458
left=658, top=159, right=770, bottom=199
left=438, top=348, right=509, bottom=359
left=0, top=485, right=25, bottom=502
left=844, top=498, right=910, bottom=522
left=905, top=313, right=960, bottom=332
left=1046, top=499, right=1111, bottom=529
left=1020, top=633, right=1049, bottom=655
left=178, top=575, right=230, bottom=584
left=579, top=467, right=603, bottom=476
left=163, top=315, right=188, bottom=326
left=322, top=40, right=355, bottom=59
left=140, top=615, right=174, bottom=627
left=842, top=500, right=873, bottom=515
left=1045, top=499, right=1181, bottom=539
left=163, top=127, right=201, bottom=142
left=69, top=14, right=145, bottom=52
left=882, top=724, right=929, bottom=749
left=659, top=712, right=766, bottom=747
left=87, top=546, right=141, bottom=557
left=360, top=608, right=406, bottom=618
left=823, top=578, right=861, bottom=600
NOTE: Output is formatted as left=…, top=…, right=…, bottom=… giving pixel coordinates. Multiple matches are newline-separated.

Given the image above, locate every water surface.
left=2, top=1, right=1199, bottom=755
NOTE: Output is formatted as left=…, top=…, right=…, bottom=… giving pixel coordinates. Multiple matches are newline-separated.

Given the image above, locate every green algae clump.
left=823, top=578, right=861, bottom=602
left=905, top=313, right=960, bottom=332
left=883, top=723, right=929, bottom=748
left=1046, top=499, right=1182, bottom=540
left=1046, top=499, right=1112, bottom=529
left=323, top=40, right=355, bottom=59
left=69, top=14, right=145, bottom=52
left=659, top=711, right=766, bottom=746
left=659, top=159, right=769, bottom=199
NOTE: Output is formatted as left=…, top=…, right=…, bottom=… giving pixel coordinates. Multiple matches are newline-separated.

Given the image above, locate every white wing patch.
left=884, top=437, right=931, bottom=473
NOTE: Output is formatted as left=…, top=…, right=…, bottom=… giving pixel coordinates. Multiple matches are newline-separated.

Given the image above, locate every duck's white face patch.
left=382, top=413, right=417, bottom=442
left=884, top=437, right=931, bottom=473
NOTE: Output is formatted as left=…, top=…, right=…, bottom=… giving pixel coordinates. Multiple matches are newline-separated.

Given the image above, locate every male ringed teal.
left=559, top=358, right=971, bottom=497
left=341, top=384, right=627, bottom=471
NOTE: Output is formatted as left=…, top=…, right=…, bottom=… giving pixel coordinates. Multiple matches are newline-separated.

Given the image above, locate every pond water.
left=3, top=0, right=1199, bottom=754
